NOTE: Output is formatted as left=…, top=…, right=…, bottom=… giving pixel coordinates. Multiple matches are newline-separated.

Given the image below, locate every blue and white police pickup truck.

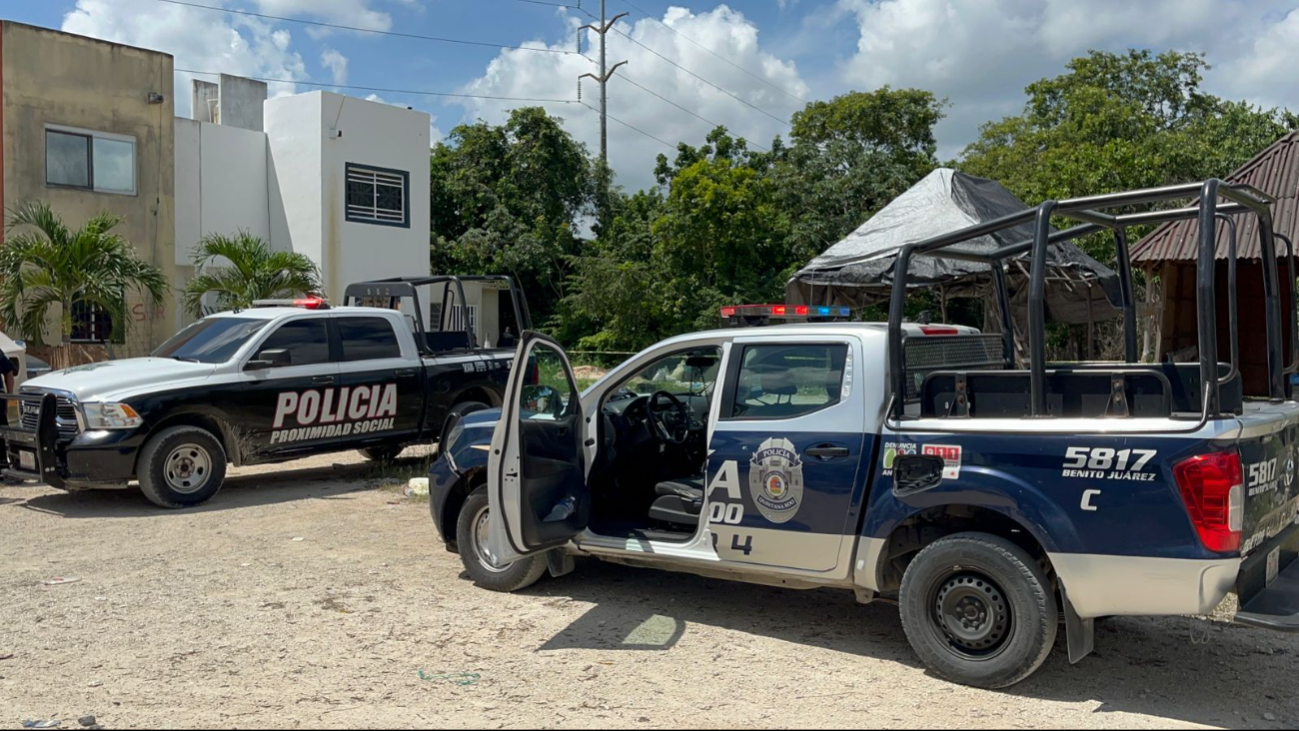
left=428, top=180, right=1299, bottom=688
left=0, top=276, right=528, bottom=509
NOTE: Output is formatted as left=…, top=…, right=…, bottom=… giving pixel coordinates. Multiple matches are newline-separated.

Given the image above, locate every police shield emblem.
left=748, top=437, right=804, bottom=523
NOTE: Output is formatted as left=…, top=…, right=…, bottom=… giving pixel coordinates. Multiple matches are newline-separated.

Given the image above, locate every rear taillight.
left=1173, top=450, right=1244, bottom=552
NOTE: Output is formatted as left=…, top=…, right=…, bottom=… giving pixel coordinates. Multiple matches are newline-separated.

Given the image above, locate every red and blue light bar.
left=719, top=304, right=851, bottom=323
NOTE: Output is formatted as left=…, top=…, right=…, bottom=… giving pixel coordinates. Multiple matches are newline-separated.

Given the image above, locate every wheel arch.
left=440, top=466, right=486, bottom=551
left=865, top=503, right=1059, bottom=596
left=136, top=409, right=240, bottom=473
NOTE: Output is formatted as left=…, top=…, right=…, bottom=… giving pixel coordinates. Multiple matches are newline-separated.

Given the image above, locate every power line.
left=579, top=101, right=674, bottom=150
left=178, top=68, right=578, bottom=105
left=611, top=28, right=791, bottom=127
left=156, top=0, right=579, bottom=56
left=506, top=0, right=584, bottom=8
left=615, top=0, right=805, bottom=105
left=620, top=73, right=768, bottom=152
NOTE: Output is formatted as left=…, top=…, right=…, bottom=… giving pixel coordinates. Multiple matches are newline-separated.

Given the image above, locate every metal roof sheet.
left=1131, top=131, right=1299, bottom=262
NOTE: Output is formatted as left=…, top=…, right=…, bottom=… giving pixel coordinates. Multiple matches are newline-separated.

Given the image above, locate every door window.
left=729, top=343, right=848, bottom=419
left=520, top=344, right=578, bottom=419
left=338, top=317, right=402, bottom=360
left=256, top=319, right=330, bottom=367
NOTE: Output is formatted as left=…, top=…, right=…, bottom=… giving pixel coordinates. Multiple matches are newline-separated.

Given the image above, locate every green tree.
left=776, top=87, right=946, bottom=263
left=1, top=201, right=169, bottom=369
left=960, top=49, right=1297, bottom=258
left=181, top=231, right=320, bottom=317
left=429, top=107, right=595, bottom=327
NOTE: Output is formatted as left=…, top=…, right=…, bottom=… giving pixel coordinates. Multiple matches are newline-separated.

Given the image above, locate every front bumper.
left=1234, top=523, right=1299, bottom=632
left=0, top=392, right=142, bottom=489
left=429, top=453, right=463, bottom=550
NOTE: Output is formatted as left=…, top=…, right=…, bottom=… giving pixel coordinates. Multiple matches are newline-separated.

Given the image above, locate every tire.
left=137, top=426, right=228, bottom=509
left=359, top=444, right=406, bottom=462
left=456, top=487, right=546, bottom=592
left=898, top=532, right=1058, bottom=689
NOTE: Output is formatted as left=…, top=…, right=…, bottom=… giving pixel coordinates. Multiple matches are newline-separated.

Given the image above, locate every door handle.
left=805, top=444, right=850, bottom=460
left=312, top=375, right=335, bottom=385
left=395, top=368, right=418, bottom=377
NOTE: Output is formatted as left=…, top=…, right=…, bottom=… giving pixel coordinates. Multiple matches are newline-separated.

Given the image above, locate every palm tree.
left=181, top=231, right=321, bottom=317
left=1, top=201, right=170, bottom=370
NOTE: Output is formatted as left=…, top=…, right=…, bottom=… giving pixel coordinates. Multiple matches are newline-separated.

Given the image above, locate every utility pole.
left=580, top=0, right=627, bottom=164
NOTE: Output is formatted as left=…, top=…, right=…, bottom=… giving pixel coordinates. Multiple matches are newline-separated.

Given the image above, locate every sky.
left=5, top=0, right=1299, bottom=191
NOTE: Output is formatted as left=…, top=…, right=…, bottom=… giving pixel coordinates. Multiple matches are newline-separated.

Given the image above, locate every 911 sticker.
left=922, top=444, right=962, bottom=480
left=1061, top=447, right=1157, bottom=481
left=270, top=384, right=398, bottom=444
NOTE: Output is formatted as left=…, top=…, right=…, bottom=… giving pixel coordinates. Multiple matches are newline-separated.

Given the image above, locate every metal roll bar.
left=887, top=178, right=1291, bottom=421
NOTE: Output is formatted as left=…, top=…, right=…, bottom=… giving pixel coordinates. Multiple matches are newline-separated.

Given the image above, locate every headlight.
left=81, top=402, right=143, bottom=430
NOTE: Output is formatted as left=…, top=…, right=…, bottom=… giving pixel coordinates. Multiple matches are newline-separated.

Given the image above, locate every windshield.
left=152, top=317, right=269, bottom=363
left=618, top=347, right=722, bottom=399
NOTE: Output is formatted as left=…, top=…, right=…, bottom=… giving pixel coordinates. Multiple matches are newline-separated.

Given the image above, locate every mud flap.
left=547, top=550, right=575, bottom=578
left=1062, top=586, right=1094, bottom=664
left=37, top=393, right=64, bottom=490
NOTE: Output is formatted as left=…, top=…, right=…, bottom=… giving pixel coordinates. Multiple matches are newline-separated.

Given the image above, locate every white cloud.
left=455, top=4, right=808, bottom=190
left=320, top=48, right=348, bottom=85
left=835, top=0, right=1299, bottom=159
left=252, top=0, right=395, bottom=33
left=62, top=0, right=308, bottom=116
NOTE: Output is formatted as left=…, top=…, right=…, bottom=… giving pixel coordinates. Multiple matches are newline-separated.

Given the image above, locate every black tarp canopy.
left=786, top=168, right=1124, bottom=325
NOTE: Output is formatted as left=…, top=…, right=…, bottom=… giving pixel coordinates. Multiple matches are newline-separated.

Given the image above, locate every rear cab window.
left=338, top=316, right=403, bottom=360
left=727, top=343, right=849, bottom=420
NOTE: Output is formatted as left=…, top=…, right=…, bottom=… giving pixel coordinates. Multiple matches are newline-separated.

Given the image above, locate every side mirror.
left=245, top=348, right=291, bottom=371
left=521, top=384, right=564, bottom=416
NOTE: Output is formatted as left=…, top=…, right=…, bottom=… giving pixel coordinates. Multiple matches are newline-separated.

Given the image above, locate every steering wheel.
left=646, top=390, right=691, bottom=445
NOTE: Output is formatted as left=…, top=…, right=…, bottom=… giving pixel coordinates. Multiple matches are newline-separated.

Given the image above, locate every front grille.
left=18, top=394, right=82, bottom=438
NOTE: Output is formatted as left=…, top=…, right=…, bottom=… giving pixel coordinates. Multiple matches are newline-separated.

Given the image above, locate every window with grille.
left=345, top=163, right=409, bottom=227
left=71, top=301, right=116, bottom=343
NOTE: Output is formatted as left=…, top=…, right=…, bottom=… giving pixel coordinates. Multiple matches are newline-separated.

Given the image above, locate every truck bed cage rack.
left=342, top=275, right=533, bottom=356
left=886, top=179, right=1298, bottom=422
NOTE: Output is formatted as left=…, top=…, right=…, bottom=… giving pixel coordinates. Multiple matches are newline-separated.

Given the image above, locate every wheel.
left=898, top=532, right=1058, bottom=689
left=359, top=444, right=406, bottom=462
left=137, top=426, right=228, bottom=508
left=439, top=401, right=490, bottom=446
left=456, top=487, right=546, bottom=592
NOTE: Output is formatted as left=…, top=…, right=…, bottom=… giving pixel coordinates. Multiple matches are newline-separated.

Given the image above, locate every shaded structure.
left=787, top=169, right=1122, bottom=329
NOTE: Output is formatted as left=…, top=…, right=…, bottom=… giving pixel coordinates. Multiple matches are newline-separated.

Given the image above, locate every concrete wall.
left=216, top=74, right=266, bottom=132
left=266, top=91, right=429, bottom=303
left=264, top=92, right=324, bottom=290
left=0, top=21, right=176, bottom=356
left=319, top=92, right=430, bottom=301
left=174, top=117, right=270, bottom=324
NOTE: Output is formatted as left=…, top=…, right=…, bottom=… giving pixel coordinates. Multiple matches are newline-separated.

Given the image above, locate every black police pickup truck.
left=0, top=276, right=529, bottom=508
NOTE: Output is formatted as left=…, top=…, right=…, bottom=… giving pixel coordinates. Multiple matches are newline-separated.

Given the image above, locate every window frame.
left=44, top=124, right=137, bottom=196
left=344, top=162, right=410, bottom=228
left=719, top=341, right=851, bottom=422
left=336, top=315, right=404, bottom=362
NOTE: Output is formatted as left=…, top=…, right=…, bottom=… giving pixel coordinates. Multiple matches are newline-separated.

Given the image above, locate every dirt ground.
left=1, top=451, right=1297, bottom=730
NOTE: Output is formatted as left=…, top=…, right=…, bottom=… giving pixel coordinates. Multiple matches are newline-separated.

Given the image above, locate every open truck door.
left=487, top=332, right=589, bottom=565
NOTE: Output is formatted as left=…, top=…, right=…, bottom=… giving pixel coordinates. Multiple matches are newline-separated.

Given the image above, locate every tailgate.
left=1234, top=402, right=1299, bottom=610
left=1235, top=402, right=1299, bottom=556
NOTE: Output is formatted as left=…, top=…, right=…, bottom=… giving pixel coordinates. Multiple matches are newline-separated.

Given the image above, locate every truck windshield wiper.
left=168, top=356, right=201, bottom=363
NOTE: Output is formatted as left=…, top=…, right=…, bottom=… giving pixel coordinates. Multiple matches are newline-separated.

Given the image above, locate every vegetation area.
left=429, top=49, right=1297, bottom=351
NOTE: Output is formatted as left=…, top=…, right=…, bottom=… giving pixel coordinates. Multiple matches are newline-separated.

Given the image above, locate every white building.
left=174, top=75, right=431, bottom=326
